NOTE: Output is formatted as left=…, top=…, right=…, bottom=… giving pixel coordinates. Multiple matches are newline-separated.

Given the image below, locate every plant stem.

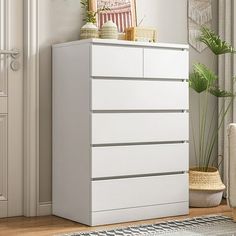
left=198, top=94, right=201, bottom=167
left=204, top=101, right=225, bottom=170
left=203, top=101, right=217, bottom=168
left=205, top=98, right=233, bottom=169
left=201, top=91, right=209, bottom=169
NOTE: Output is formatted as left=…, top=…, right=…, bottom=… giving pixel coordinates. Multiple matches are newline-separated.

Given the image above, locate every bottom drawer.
left=92, top=174, right=188, bottom=212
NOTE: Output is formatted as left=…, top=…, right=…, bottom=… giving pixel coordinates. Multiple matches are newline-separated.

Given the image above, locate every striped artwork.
left=96, top=0, right=136, bottom=32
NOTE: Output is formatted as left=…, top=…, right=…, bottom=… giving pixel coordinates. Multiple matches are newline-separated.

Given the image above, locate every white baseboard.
left=38, top=201, right=52, bottom=216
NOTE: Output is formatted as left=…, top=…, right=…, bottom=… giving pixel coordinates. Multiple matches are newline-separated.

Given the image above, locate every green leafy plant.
left=190, top=27, right=236, bottom=172
left=80, top=0, right=109, bottom=24
left=199, top=27, right=235, bottom=55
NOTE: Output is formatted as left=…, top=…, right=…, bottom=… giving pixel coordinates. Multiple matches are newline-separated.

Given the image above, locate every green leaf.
left=80, top=0, right=88, bottom=9
left=189, top=71, right=208, bottom=93
left=87, top=11, right=97, bottom=23
left=189, top=63, right=218, bottom=93
left=208, top=86, right=235, bottom=97
left=199, top=27, right=235, bottom=55
left=193, top=63, right=218, bottom=86
left=80, top=0, right=110, bottom=23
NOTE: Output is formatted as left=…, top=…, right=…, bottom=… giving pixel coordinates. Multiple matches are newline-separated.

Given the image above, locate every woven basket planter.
left=189, top=167, right=226, bottom=207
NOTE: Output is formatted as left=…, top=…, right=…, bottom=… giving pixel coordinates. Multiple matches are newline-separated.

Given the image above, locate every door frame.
left=23, top=0, right=39, bottom=216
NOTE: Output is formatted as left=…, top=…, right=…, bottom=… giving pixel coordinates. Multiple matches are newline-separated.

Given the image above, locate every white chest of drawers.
left=52, top=39, right=189, bottom=226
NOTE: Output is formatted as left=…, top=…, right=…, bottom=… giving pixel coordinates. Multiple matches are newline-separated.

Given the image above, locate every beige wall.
left=39, top=0, right=218, bottom=202
left=189, top=1, right=218, bottom=166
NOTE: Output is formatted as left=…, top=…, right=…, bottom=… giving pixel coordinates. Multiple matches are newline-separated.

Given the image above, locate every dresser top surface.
left=53, top=38, right=189, bottom=50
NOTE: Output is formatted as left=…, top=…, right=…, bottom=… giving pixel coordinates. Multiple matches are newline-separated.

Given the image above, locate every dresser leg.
left=233, top=208, right=236, bottom=221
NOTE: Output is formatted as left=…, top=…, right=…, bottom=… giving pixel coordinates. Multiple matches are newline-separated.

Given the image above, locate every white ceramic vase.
left=100, top=20, right=118, bottom=39
left=80, top=22, right=99, bottom=40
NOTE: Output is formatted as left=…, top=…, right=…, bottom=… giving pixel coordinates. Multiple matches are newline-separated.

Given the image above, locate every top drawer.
left=91, top=45, right=143, bottom=78
left=144, top=48, right=189, bottom=79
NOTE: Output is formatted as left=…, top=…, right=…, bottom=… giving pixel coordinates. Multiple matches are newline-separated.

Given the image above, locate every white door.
left=0, top=0, right=23, bottom=217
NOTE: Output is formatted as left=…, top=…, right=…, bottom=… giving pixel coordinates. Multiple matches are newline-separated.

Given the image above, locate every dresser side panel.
left=52, top=43, right=91, bottom=225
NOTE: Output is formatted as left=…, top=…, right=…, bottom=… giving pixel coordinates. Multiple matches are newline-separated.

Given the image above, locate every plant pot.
left=80, top=22, right=99, bottom=40
left=189, top=167, right=225, bottom=207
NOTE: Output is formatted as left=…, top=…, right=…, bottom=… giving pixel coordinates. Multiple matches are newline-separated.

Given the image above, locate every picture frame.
left=89, top=0, right=137, bottom=33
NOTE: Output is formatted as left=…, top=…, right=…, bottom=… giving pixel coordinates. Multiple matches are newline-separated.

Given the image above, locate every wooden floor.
left=0, top=201, right=231, bottom=236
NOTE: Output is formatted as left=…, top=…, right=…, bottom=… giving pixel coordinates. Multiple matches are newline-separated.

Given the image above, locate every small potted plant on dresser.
left=189, top=27, right=235, bottom=207
left=80, top=0, right=109, bottom=39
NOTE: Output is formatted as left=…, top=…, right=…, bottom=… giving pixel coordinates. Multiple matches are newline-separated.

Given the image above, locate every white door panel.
left=0, top=0, right=23, bottom=217
left=0, top=97, right=7, bottom=113
left=0, top=115, right=7, bottom=202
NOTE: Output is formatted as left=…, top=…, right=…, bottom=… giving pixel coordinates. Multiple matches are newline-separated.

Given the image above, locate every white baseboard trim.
left=38, top=201, right=52, bottom=216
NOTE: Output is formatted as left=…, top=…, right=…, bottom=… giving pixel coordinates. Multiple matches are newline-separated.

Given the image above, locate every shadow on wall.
left=39, top=0, right=83, bottom=203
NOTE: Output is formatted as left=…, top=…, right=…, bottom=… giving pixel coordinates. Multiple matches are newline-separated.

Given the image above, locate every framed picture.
left=90, top=0, right=137, bottom=32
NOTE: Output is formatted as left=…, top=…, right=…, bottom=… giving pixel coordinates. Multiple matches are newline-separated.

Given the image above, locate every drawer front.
left=92, top=174, right=188, bottom=211
left=144, top=48, right=189, bottom=79
left=91, top=45, right=143, bottom=78
left=92, top=143, right=188, bottom=178
left=92, top=79, right=189, bottom=110
left=92, top=113, right=189, bottom=144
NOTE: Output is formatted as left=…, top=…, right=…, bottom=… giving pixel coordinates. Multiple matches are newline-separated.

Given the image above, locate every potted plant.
left=189, top=27, right=235, bottom=207
left=80, top=0, right=109, bottom=39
